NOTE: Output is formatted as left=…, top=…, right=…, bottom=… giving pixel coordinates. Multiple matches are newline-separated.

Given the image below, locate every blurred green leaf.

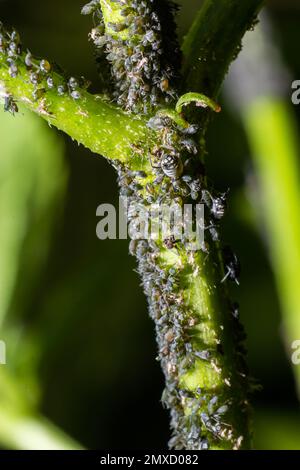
left=0, top=106, right=67, bottom=328
left=0, top=105, right=80, bottom=449
left=254, top=408, right=300, bottom=450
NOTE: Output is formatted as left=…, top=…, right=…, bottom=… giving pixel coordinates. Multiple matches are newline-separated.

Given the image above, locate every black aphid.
left=4, top=95, right=18, bottom=115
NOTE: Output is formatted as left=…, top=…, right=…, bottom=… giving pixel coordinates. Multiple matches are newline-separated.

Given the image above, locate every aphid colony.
left=105, top=58, right=246, bottom=446
left=112, top=114, right=247, bottom=448
left=146, top=110, right=232, bottom=248
left=82, top=0, right=181, bottom=113
left=0, top=22, right=88, bottom=115
left=1, top=9, right=247, bottom=449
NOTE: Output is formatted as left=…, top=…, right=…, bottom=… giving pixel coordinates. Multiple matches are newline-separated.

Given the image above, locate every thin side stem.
left=0, top=55, right=153, bottom=170
left=181, top=0, right=265, bottom=98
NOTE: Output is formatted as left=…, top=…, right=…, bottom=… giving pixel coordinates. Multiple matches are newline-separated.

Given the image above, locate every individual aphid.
left=8, top=40, right=21, bottom=56
left=46, top=76, right=54, bottom=89
left=57, top=84, right=67, bottom=96
left=4, top=95, right=18, bottom=115
left=172, top=179, right=189, bottom=196
left=200, top=439, right=209, bottom=450
left=120, top=186, right=132, bottom=198
left=216, top=404, right=229, bottom=416
left=160, top=78, right=169, bottom=92
left=70, top=90, right=81, bottom=100
left=194, top=350, right=211, bottom=361
left=188, top=316, right=198, bottom=328
left=32, top=87, right=45, bottom=101
left=0, top=33, right=7, bottom=53
left=79, top=76, right=91, bottom=90
left=38, top=97, right=53, bottom=117
left=209, top=224, right=220, bottom=242
left=230, top=301, right=239, bottom=319
left=145, top=182, right=157, bottom=197
left=129, top=239, right=138, bottom=256
left=128, top=181, right=142, bottom=192
left=207, top=396, right=219, bottom=415
left=181, top=138, right=198, bottom=155
left=30, top=71, right=41, bottom=85
left=0, top=33, right=7, bottom=54
left=221, top=246, right=241, bottom=285
left=135, top=240, right=149, bottom=258
left=163, top=236, right=177, bottom=250
left=190, top=190, right=199, bottom=201
left=68, top=77, right=79, bottom=90
left=108, top=22, right=127, bottom=33
left=161, top=154, right=183, bottom=179
left=8, top=60, right=18, bottom=78
left=39, top=59, right=51, bottom=74
left=81, top=0, right=100, bottom=16
left=182, top=124, right=199, bottom=135
left=202, top=190, right=227, bottom=220
left=182, top=174, right=192, bottom=184
left=89, top=27, right=106, bottom=47
left=189, top=178, right=202, bottom=193
left=9, top=29, right=20, bottom=44
left=211, top=193, right=227, bottom=220
left=25, top=50, right=34, bottom=68
left=133, top=170, right=147, bottom=179
left=119, top=173, right=133, bottom=187
left=150, top=152, right=183, bottom=181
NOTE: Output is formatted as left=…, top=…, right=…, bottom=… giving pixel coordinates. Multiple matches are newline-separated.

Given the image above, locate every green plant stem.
left=182, top=0, right=265, bottom=98
left=160, top=246, right=251, bottom=449
left=0, top=56, right=152, bottom=170
left=94, top=0, right=260, bottom=449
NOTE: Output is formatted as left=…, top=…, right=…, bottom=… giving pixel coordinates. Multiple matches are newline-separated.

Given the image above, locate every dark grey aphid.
left=25, top=50, right=33, bottom=68
left=57, top=84, right=67, bottom=96
left=151, top=152, right=183, bottom=180
left=30, top=71, right=41, bottom=85
left=161, top=154, right=183, bottom=179
left=81, top=0, right=100, bottom=16
left=46, top=76, right=54, bottom=89
left=8, top=59, right=18, bottom=78
left=32, top=87, right=45, bottom=101
left=4, top=95, right=18, bottom=115
left=202, top=190, right=227, bottom=220
left=70, top=90, right=81, bottom=100
left=221, top=246, right=241, bottom=285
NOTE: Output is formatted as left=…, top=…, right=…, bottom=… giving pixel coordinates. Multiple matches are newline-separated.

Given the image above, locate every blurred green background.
left=0, top=0, right=300, bottom=450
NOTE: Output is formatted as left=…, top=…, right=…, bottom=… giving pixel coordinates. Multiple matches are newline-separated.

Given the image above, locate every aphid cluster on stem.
left=1, top=13, right=247, bottom=449
left=0, top=22, right=90, bottom=115
left=146, top=111, right=205, bottom=207
left=111, top=144, right=247, bottom=449
left=83, top=0, right=181, bottom=113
